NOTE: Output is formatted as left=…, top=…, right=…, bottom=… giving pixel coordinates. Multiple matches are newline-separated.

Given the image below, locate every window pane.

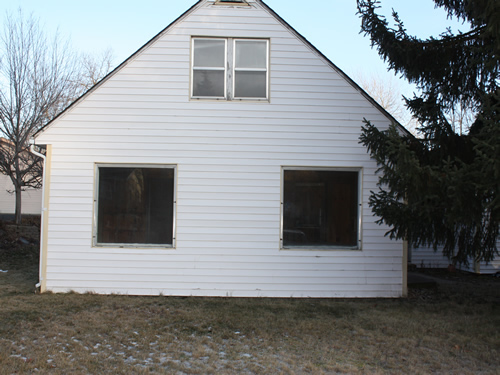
left=235, top=40, right=267, bottom=69
left=194, top=39, right=225, bottom=68
left=283, top=170, right=358, bottom=247
left=97, top=167, right=174, bottom=245
left=234, top=71, right=266, bottom=98
left=193, top=70, right=225, bottom=97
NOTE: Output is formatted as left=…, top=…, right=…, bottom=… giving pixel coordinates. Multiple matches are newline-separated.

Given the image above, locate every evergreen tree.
left=357, top=0, right=499, bottom=265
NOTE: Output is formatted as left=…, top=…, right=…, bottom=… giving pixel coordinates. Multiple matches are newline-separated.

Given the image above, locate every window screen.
left=283, top=170, right=359, bottom=248
left=234, top=40, right=268, bottom=98
left=96, top=166, right=175, bottom=246
left=192, top=39, right=226, bottom=98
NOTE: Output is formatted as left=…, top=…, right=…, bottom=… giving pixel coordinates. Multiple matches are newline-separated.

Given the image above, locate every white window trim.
left=93, top=163, right=177, bottom=249
left=280, top=166, right=363, bottom=251
left=191, top=37, right=269, bottom=101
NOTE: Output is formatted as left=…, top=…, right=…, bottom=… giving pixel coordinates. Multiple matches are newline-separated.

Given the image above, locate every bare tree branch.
left=353, top=71, right=418, bottom=132
left=0, top=9, right=113, bottom=224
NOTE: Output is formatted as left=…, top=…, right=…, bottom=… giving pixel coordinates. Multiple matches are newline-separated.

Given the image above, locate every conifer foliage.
left=357, top=0, right=499, bottom=265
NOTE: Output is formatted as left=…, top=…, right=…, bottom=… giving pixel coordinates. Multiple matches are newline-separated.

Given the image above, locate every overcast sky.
left=2, top=0, right=468, bottom=98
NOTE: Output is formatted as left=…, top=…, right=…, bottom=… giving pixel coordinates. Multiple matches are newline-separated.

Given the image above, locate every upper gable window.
left=234, top=40, right=268, bottom=98
left=191, top=37, right=269, bottom=101
left=192, top=39, right=227, bottom=98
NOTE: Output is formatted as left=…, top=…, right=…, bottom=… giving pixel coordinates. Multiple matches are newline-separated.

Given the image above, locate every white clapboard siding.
left=476, top=255, right=500, bottom=274
left=476, top=239, right=499, bottom=274
left=35, top=0, right=405, bottom=297
left=411, top=246, right=451, bottom=269
left=0, top=174, right=42, bottom=215
left=411, top=240, right=500, bottom=275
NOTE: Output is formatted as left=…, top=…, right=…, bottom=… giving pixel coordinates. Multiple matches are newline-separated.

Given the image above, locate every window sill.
left=190, top=97, right=270, bottom=103
left=93, top=243, right=175, bottom=250
left=280, top=246, right=361, bottom=251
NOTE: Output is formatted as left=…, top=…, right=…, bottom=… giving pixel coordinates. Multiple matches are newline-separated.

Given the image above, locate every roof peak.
left=214, top=0, right=250, bottom=4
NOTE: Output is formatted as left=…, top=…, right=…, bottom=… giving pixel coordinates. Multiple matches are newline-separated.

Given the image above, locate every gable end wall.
left=35, top=0, right=404, bottom=297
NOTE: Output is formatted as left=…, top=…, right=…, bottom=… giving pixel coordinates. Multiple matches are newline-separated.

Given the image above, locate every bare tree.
left=354, top=71, right=418, bottom=132
left=0, top=10, right=81, bottom=224
left=78, top=48, right=114, bottom=93
left=355, top=72, right=476, bottom=136
left=0, top=11, right=115, bottom=225
left=445, top=100, right=476, bottom=135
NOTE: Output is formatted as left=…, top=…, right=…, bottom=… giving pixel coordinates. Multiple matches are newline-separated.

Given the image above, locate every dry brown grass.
left=0, top=235, right=499, bottom=374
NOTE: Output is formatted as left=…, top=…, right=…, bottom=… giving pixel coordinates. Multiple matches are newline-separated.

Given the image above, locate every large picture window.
left=95, top=165, right=175, bottom=247
left=282, top=169, right=360, bottom=249
left=192, top=37, right=268, bottom=100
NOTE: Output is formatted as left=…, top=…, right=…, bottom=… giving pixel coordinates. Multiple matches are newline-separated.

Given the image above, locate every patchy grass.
left=0, top=233, right=499, bottom=374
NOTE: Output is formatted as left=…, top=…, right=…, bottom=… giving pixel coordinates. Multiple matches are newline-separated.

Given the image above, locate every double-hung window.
left=192, top=38, right=227, bottom=98
left=282, top=168, right=361, bottom=249
left=192, top=37, right=269, bottom=100
left=94, top=165, right=176, bottom=248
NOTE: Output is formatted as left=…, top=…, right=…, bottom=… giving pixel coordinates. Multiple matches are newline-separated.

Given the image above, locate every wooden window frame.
left=280, top=167, right=363, bottom=251
left=191, top=37, right=269, bottom=101
left=93, top=164, right=177, bottom=249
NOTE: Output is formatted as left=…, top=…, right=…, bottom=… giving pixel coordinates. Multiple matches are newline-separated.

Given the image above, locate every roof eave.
left=35, top=0, right=413, bottom=140
left=33, top=0, right=206, bottom=140
left=258, top=0, right=412, bottom=137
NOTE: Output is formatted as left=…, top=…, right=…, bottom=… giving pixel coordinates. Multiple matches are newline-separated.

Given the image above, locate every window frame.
left=191, top=38, right=228, bottom=100
left=93, top=163, right=177, bottom=249
left=190, top=37, right=269, bottom=101
left=232, top=39, right=269, bottom=100
left=280, top=167, right=363, bottom=251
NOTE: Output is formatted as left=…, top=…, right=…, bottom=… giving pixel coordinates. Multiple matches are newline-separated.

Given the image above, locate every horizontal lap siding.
left=477, top=254, right=500, bottom=274
left=411, top=246, right=451, bottom=268
left=412, top=240, right=500, bottom=274
left=478, top=239, right=500, bottom=274
left=36, top=0, right=403, bottom=297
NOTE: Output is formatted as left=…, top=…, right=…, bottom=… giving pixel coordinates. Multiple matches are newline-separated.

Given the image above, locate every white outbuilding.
left=32, top=0, right=409, bottom=297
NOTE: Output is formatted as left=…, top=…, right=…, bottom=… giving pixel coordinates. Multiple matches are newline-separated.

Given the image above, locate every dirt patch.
left=0, top=219, right=39, bottom=270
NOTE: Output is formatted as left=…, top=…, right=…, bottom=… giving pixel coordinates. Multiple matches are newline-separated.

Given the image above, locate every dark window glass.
left=97, top=167, right=174, bottom=246
left=234, top=71, right=267, bottom=98
left=193, top=70, right=225, bottom=97
left=283, top=170, right=359, bottom=247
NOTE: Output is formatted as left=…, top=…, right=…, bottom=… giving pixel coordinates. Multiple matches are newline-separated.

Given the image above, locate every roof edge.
left=35, top=0, right=412, bottom=140
left=34, top=0, right=206, bottom=140
left=258, top=0, right=411, bottom=137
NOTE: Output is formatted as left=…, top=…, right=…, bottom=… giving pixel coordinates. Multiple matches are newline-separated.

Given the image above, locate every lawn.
left=0, top=232, right=499, bottom=374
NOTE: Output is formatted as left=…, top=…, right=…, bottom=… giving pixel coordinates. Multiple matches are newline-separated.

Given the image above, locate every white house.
left=32, top=0, right=409, bottom=297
